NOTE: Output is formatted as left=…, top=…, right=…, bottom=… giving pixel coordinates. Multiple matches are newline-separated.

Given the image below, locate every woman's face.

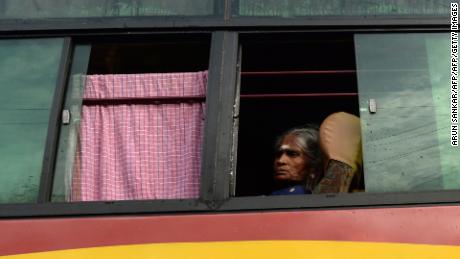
left=273, top=134, right=310, bottom=183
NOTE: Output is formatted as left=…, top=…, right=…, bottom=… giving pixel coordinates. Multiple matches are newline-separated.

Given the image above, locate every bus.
left=1, top=1, right=459, bottom=258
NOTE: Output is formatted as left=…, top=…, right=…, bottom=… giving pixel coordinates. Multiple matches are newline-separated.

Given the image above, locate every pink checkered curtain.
left=71, top=71, right=207, bottom=201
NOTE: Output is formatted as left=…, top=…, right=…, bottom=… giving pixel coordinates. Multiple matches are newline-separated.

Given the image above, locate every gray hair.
left=274, top=125, right=323, bottom=190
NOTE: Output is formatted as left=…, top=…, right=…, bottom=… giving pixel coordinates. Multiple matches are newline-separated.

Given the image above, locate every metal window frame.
left=38, top=37, right=73, bottom=203
left=201, top=31, right=239, bottom=207
left=218, top=28, right=460, bottom=212
left=0, top=31, right=230, bottom=217
left=0, top=16, right=450, bottom=33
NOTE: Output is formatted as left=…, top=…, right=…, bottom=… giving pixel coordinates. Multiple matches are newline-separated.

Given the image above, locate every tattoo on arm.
left=314, top=160, right=354, bottom=194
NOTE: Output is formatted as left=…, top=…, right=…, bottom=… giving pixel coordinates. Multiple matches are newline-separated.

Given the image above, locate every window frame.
left=0, top=31, right=228, bottom=215
left=1, top=21, right=458, bottom=218
left=223, top=28, right=460, bottom=210
left=0, top=16, right=450, bottom=33
left=37, top=37, right=73, bottom=203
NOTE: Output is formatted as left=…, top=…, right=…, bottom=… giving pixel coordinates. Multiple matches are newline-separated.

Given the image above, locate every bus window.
left=0, top=38, right=65, bottom=204
left=355, top=32, right=459, bottom=193
left=235, top=33, right=360, bottom=196
left=51, top=35, right=211, bottom=202
left=235, top=32, right=457, bottom=197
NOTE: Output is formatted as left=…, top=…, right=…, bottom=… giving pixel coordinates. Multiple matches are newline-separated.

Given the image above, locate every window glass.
left=51, top=45, right=91, bottom=202
left=0, top=38, right=64, bottom=203
left=234, top=0, right=450, bottom=17
left=0, top=0, right=216, bottom=19
left=355, top=33, right=458, bottom=192
left=52, top=37, right=210, bottom=202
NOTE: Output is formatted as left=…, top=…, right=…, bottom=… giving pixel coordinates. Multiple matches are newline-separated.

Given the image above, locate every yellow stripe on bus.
left=3, top=240, right=460, bottom=259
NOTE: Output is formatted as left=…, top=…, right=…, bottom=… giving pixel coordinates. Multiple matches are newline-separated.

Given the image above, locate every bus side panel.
left=1, top=205, right=460, bottom=256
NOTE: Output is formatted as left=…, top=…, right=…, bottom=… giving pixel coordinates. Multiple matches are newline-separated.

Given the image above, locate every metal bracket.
left=369, top=99, right=377, bottom=113
left=62, top=109, right=70, bottom=125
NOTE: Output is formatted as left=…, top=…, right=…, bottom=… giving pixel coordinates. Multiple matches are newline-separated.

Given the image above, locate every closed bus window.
left=355, top=33, right=459, bottom=192
left=0, top=38, right=64, bottom=204
left=234, top=0, right=451, bottom=17
left=0, top=0, right=216, bottom=19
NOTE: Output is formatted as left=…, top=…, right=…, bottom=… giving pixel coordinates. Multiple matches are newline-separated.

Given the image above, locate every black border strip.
left=37, top=38, right=73, bottom=203
left=0, top=27, right=448, bottom=40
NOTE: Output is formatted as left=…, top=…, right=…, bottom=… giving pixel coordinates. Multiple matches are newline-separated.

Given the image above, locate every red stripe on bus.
left=1, top=205, right=460, bottom=256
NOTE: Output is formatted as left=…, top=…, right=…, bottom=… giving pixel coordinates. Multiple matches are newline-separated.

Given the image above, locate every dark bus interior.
left=235, top=33, right=360, bottom=196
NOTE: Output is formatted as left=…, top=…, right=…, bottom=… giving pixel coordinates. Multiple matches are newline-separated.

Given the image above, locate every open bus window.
left=235, top=33, right=361, bottom=196
left=51, top=35, right=211, bottom=202
left=235, top=32, right=458, bottom=197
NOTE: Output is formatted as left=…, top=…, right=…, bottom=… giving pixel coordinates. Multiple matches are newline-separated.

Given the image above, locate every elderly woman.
left=272, top=125, right=323, bottom=195
left=272, top=112, right=363, bottom=195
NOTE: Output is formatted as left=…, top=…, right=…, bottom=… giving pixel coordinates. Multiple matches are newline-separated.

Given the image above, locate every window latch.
left=62, top=109, right=70, bottom=125
left=369, top=99, right=377, bottom=114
